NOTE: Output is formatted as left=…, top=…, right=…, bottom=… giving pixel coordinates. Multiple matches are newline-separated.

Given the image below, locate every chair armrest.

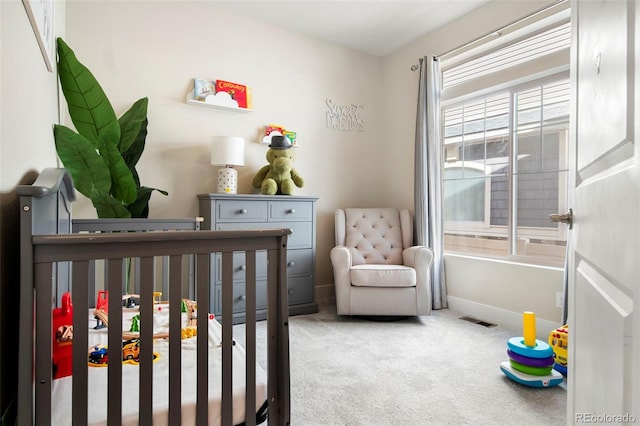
left=330, top=246, right=353, bottom=315
left=402, top=246, right=434, bottom=269
left=403, top=246, right=434, bottom=315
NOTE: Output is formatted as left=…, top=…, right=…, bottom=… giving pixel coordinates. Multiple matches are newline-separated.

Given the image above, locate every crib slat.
left=196, top=253, right=210, bottom=426
left=139, top=256, right=154, bottom=425
left=34, top=262, right=53, bottom=426
left=107, top=258, right=123, bottom=426
left=221, top=250, right=234, bottom=425
left=267, top=237, right=291, bottom=426
left=245, top=250, right=257, bottom=426
left=277, top=236, right=292, bottom=426
left=168, top=255, right=183, bottom=425
left=72, top=260, right=90, bottom=426
left=267, top=248, right=279, bottom=426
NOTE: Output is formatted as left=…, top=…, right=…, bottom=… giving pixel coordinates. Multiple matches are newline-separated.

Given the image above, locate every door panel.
left=574, top=260, right=629, bottom=414
left=569, top=0, right=639, bottom=421
left=576, top=0, right=629, bottom=171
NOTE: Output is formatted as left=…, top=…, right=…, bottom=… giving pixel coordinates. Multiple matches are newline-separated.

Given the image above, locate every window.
left=440, top=5, right=570, bottom=267
left=443, top=79, right=569, bottom=266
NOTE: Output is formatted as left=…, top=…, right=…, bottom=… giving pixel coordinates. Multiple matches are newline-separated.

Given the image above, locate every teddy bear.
left=252, top=135, right=304, bottom=195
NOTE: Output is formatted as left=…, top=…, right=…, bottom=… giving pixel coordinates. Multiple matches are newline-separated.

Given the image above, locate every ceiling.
left=212, top=1, right=491, bottom=57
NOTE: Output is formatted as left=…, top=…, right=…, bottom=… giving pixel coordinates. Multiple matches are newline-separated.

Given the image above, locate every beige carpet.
left=234, top=302, right=566, bottom=425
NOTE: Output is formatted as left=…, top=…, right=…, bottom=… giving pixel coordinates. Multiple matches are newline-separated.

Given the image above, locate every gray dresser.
left=198, top=193, right=318, bottom=323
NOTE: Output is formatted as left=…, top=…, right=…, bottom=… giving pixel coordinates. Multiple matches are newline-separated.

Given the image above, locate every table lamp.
left=211, top=136, right=245, bottom=194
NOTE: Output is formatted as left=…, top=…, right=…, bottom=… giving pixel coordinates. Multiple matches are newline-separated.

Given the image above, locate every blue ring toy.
left=507, top=349, right=554, bottom=367
left=507, top=336, right=553, bottom=359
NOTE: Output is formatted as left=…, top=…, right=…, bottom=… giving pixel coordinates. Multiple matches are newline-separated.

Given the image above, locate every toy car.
left=122, top=338, right=140, bottom=361
left=88, top=344, right=109, bottom=365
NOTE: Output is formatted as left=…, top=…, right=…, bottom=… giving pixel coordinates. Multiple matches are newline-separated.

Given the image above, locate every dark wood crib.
left=17, top=168, right=291, bottom=425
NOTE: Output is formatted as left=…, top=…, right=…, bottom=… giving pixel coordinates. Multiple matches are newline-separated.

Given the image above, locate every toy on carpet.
left=500, top=311, right=563, bottom=388
left=548, top=324, right=568, bottom=375
left=252, top=135, right=304, bottom=195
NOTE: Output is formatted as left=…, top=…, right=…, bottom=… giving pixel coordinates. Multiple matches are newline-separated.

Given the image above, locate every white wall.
left=1, top=0, right=62, bottom=190
left=445, top=254, right=564, bottom=336
left=380, top=0, right=565, bottom=328
left=0, top=0, right=65, bottom=416
left=64, top=0, right=386, bottom=298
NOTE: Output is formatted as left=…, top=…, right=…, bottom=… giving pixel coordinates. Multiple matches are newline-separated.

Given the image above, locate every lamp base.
left=216, top=167, right=238, bottom=194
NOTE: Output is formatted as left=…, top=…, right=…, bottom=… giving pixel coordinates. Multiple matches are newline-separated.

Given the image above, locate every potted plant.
left=54, top=37, right=166, bottom=218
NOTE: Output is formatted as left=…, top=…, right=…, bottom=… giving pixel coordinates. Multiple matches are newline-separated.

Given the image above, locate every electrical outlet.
left=556, top=291, right=565, bottom=308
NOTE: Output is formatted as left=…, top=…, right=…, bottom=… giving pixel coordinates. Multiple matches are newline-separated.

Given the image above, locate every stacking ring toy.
left=507, top=336, right=554, bottom=359
left=507, top=349, right=554, bottom=367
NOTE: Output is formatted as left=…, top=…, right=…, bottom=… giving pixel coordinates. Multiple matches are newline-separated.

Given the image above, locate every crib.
left=17, top=168, right=291, bottom=425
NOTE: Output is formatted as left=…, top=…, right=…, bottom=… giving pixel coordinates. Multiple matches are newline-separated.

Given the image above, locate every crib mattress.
left=50, top=304, right=267, bottom=426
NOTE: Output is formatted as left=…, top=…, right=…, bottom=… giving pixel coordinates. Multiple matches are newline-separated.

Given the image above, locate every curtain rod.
left=410, top=0, right=568, bottom=70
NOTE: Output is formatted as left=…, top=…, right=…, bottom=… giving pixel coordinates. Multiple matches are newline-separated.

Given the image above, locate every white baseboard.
left=447, top=296, right=563, bottom=340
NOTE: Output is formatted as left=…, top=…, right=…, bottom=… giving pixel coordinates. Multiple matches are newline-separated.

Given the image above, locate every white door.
left=568, top=0, right=639, bottom=423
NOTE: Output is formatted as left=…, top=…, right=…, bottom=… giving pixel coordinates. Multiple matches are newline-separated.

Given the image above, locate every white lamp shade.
left=211, top=136, right=245, bottom=167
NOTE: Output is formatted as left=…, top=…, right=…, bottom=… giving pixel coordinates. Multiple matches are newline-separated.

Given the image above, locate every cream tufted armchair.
left=330, top=208, right=434, bottom=316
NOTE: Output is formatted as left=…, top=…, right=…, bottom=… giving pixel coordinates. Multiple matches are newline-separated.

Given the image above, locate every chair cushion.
left=345, top=208, right=403, bottom=265
left=350, top=264, right=416, bottom=288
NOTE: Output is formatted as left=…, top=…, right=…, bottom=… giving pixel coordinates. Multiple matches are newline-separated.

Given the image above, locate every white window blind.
left=443, top=21, right=571, bottom=90
left=440, top=3, right=571, bottom=103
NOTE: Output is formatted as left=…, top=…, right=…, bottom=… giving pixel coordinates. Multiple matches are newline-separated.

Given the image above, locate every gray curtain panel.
left=414, top=56, right=447, bottom=310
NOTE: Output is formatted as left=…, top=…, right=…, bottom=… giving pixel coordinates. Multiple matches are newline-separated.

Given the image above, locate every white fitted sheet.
left=50, top=304, right=267, bottom=426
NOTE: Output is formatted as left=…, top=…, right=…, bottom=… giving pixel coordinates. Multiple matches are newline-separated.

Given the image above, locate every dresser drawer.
left=270, top=222, right=312, bottom=249
left=286, top=276, right=314, bottom=305
left=216, top=200, right=267, bottom=222
left=214, top=251, right=268, bottom=284
left=286, top=249, right=313, bottom=276
left=269, top=201, right=313, bottom=221
left=216, top=221, right=312, bottom=249
left=214, top=280, right=268, bottom=314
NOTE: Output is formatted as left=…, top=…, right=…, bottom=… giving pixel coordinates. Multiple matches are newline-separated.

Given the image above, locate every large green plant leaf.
left=122, top=118, right=148, bottom=174
left=96, top=135, right=137, bottom=205
left=89, top=188, right=131, bottom=218
left=54, top=125, right=111, bottom=199
left=127, top=186, right=169, bottom=218
left=56, top=38, right=120, bottom=146
left=119, top=97, right=148, bottom=153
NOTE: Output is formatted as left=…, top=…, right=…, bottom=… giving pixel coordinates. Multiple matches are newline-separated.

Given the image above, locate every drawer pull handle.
left=288, top=289, right=294, bottom=295
left=239, top=295, right=246, bottom=301
left=287, top=208, right=296, bottom=214
left=238, top=208, right=247, bottom=214
left=238, top=265, right=246, bottom=271
left=287, top=261, right=295, bottom=267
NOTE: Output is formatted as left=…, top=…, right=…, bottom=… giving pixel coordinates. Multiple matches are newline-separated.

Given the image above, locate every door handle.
left=549, top=208, right=573, bottom=229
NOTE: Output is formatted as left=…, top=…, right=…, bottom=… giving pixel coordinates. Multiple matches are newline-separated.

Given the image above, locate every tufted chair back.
left=336, top=208, right=413, bottom=266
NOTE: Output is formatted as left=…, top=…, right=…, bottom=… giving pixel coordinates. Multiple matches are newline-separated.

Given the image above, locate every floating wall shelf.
left=185, top=92, right=252, bottom=112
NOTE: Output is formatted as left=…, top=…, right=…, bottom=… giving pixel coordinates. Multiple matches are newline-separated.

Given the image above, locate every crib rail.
left=72, top=217, right=203, bottom=304
left=19, top=229, right=291, bottom=426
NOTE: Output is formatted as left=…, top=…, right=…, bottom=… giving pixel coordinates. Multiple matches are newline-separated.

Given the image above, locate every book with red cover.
left=215, top=79, right=252, bottom=109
